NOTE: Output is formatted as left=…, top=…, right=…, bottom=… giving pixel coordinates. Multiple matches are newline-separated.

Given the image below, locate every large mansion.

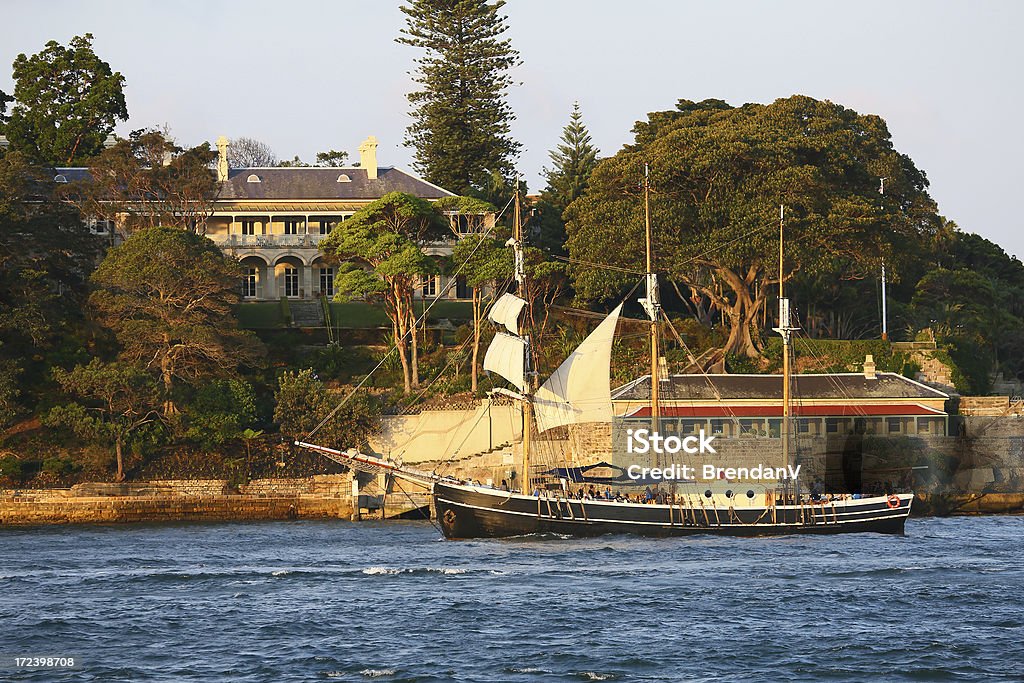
left=48, top=135, right=493, bottom=304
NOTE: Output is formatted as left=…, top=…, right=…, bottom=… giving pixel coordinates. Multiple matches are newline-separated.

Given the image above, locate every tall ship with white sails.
left=298, top=175, right=913, bottom=539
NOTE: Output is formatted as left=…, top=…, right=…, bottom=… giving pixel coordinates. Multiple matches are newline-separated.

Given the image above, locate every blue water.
left=1, top=517, right=1022, bottom=682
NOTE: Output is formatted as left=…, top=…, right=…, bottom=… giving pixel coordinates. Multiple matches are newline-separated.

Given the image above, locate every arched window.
left=247, top=174, right=262, bottom=183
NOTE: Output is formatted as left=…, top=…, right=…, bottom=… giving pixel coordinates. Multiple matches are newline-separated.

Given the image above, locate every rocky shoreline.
left=0, top=476, right=370, bottom=526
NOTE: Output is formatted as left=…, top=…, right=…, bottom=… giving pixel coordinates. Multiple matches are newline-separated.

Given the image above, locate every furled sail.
left=533, top=304, right=623, bottom=433
left=488, top=293, right=527, bottom=336
left=483, top=332, right=527, bottom=392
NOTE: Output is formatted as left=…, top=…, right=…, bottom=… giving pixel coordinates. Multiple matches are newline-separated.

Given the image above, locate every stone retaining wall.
left=0, top=476, right=354, bottom=526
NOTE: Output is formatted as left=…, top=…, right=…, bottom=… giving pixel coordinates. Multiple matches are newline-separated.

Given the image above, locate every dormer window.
left=247, top=174, right=262, bottom=183
left=54, top=174, right=68, bottom=183
left=336, top=174, right=351, bottom=183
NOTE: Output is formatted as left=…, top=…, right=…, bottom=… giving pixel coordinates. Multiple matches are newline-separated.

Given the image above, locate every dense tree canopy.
left=61, top=129, right=219, bottom=235
left=0, top=89, right=11, bottom=127
left=46, top=360, right=161, bottom=481
left=398, top=0, right=521, bottom=196
left=315, top=149, right=349, bottom=166
left=566, top=96, right=942, bottom=359
left=274, top=369, right=379, bottom=448
left=89, top=226, right=264, bottom=411
left=2, top=34, right=127, bottom=166
left=319, top=192, right=447, bottom=393
left=183, top=379, right=259, bottom=449
left=0, top=151, right=97, bottom=422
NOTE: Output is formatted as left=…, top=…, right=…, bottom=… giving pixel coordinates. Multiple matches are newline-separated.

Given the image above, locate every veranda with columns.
left=201, top=135, right=489, bottom=303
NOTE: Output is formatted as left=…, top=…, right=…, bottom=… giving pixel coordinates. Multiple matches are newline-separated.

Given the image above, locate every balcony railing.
left=208, top=233, right=327, bottom=248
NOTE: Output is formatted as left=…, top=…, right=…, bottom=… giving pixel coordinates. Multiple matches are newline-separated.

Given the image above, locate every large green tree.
left=89, top=226, right=264, bottom=412
left=543, top=102, right=600, bottom=211
left=398, top=0, right=521, bottom=195
left=0, top=151, right=97, bottom=423
left=534, top=103, right=600, bottom=255
left=46, top=360, right=160, bottom=481
left=319, top=192, right=446, bottom=393
left=908, top=230, right=1024, bottom=388
left=61, top=129, right=219, bottom=235
left=566, top=96, right=941, bottom=360
left=3, top=34, right=128, bottom=166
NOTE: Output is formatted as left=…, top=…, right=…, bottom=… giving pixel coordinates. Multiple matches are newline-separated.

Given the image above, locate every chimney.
left=358, top=135, right=378, bottom=180
left=863, top=354, right=877, bottom=380
left=216, top=136, right=229, bottom=182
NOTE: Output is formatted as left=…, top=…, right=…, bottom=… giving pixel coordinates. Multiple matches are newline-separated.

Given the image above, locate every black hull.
left=434, top=483, right=911, bottom=539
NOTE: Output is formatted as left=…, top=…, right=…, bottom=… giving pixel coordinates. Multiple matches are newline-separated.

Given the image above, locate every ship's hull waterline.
left=433, top=482, right=911, bottom=539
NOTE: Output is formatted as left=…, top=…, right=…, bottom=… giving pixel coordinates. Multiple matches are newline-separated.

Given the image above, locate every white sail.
left=483, top=332, right=527, bottom=392
left=488, top=293, right=527, bottom=336
left=533, top=304, right=622, bottom=433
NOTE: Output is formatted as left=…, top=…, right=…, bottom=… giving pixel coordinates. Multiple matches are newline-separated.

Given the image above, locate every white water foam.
left=360, top=668, right=397, bottom=677
left=362, top=567, right=402, bottom=575
left=361, top=566, right=467, bottom=575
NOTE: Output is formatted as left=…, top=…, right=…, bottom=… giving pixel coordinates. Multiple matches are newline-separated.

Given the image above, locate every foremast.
left=512, top=185, right=533, bottom=494
left=772, top=205, right=797, bottom=495
left=638, top=165, right=661, bottom=465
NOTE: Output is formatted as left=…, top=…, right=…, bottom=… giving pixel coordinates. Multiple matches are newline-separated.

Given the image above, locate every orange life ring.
left=886, top=494, right=900, bottom=509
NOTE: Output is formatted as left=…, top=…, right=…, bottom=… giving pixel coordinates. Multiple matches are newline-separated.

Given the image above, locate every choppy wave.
left=361, top=566, right=467, bottom=575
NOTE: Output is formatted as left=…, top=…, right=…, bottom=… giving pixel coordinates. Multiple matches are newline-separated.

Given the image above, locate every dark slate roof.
left=612, top=373, right=949, bottom=402
left=217, top=167, right=452, bottom=201
left=51, top=166, right=454, bottom=201
left=51, top=168, right=92, bottom=183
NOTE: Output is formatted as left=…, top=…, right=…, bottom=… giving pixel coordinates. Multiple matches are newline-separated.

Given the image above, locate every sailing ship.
left=298, top=173, right=913, bottom=539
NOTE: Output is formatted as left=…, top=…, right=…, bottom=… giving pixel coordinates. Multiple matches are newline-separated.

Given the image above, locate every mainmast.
left=773, top=204, right=795, bottom=490
left=513, top=184, right=533, bottom=493
left=879, top=177, right=889, bottom=342
left=639, top=165, right=661, bottom=465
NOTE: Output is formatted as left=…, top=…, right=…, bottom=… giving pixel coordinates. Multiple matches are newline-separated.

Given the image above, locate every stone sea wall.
left=0, top=475, right=354, bottom=526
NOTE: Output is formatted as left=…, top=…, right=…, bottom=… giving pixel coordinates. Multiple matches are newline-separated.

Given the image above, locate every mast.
left=879, top=177, right=888, bottom=341
left=513, top=183, right=532, bottom=493
left=881, top=260, right=888, bottom=341
left=774, top=204, right=794, bottom=492
left=640, top=165, right=661, bottom=465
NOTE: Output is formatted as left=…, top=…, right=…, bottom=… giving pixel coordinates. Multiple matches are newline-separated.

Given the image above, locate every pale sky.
left=3, top=0, right=1022, bottom=259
